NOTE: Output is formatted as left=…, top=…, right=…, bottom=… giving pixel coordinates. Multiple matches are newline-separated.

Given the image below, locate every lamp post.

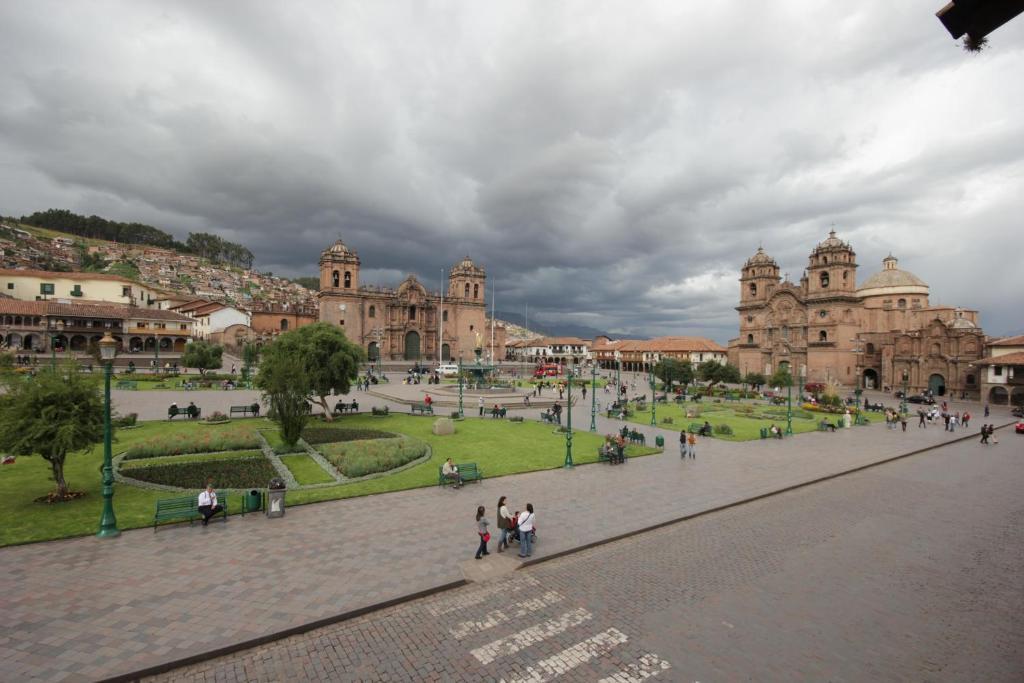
left=154, top=334, right=160, bottom=374
left=615, top=350, right=622, bottom=398
left=901, top=370, right=909, bottom=416
left=50, top=320, right=64, bottom=369
left=785, top=368, right=793, bottom=435
left=97, top=333, right=120, bottom=538
left=457, top=355, right=464, bottom=418
left=590, top=361, right=597, bottom=432
left=649, top=359, right=657, bottom=426
left=564, top=367, right=574, bottom=468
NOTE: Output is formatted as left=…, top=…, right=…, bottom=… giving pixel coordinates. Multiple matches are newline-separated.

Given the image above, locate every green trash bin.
left=243, top=489, right=262, bottom=514
left=655, top=435, right=665, bottom=448
left=759, top=427, right=768, bottom=439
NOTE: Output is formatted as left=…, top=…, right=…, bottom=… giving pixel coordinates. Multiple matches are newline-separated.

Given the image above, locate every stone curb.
left=98, top=420, right=1014, bottom=682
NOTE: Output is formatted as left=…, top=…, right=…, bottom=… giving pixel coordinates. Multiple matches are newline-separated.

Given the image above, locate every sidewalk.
left=0, top=409, right=1006, bottom=681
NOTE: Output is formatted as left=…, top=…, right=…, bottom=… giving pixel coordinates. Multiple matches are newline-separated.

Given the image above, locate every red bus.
left=533, top=363, right=562, bottom=378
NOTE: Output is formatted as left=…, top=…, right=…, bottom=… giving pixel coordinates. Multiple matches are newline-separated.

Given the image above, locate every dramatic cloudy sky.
left=1, top=1, right=1021, bottom=342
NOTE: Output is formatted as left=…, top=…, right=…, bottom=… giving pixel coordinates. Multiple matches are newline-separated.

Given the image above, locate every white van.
left=437, top=364, right=459, bottom=377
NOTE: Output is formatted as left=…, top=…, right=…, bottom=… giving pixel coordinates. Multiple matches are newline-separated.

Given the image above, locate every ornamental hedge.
left=124, top=454, right=278, bottom=489
left=319, top=435, right=428, bottom=478
left=123, top=425, right=262, bottom=459
left=301, top=427, right=396, bottom=445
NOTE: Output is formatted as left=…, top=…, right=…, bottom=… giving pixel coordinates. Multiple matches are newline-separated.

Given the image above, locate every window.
left=71, top=285, right=82, bottom=297
left=340, top=319, right=345, bottom=326
left=409, top=306, right=416, bottom=320
left=344, top=271, right=351, bottom=288
left=464, top=283, right=470, bottom=298
left=332, top=270, right=339, bottom=287
left=180, top=324, right=187, bottom=330
left=931, top=343, right=941, bottom=356
left=280, top=319, right=288, bottom=331
left=966, top=374, right=975, bottom=385
left=819, top=272, right=829, bottom=288
left=442, top=310, right=448, bottom=322
left=843, top=270, right=848, bottom=282
left=819, top=330, right=828, bottom=342
left=5, top=283, right=12, bottom=290
left=898, top=298, right=907, bottom=309
left=823, top=256, right=828, bottom=264
left=369, top=305, right=376, bottom=318
left=749, top=283, right=757, bottom=296
left=473, top=284, right=479, bottom=298
left=782, top=326, right=789, bottom=340
left=40, top=283, right=55, bottom=295
left=122, top=286, right=131, bottom=297
left=746, top=315, right=753, bottom=323
left=818, top=310, right=827, bottom=318
left=994, top=366, right=1003, bottom=376
left=866, top=343, right=875, bottom=354
left=747, top=334, right=754, bottom=344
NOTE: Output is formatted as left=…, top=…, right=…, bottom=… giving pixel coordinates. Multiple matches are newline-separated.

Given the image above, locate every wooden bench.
left=597, top=445, right=626, bottom=464
left=437, top=462, right=483, bottom=487
left=490, top=407, right=507, bottom=418
left=411, top=403, right=434, bottom=415
left=115, top=380, right=138, bottom=390
left=333, top=402, right=359, bottom=415
left=154, top=493, right=229, bottom=530
left=230, top=404, right=260, bottom=417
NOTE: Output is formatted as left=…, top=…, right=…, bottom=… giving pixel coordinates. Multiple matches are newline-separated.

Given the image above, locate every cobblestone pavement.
left=152, top=435, right=1024, bottom=683
left=0, top=398, right=1014, bottom=681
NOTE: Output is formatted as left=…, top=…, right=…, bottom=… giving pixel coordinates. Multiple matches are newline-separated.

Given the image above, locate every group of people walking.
left=978, top=424, right=999, bottom=445
left=475, top=497, right=536, bottom=559
left=679, top=430, right=697, bottom=458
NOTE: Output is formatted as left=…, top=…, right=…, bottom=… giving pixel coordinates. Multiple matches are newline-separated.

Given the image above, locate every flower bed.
left=318, top=435, right=428, bottom=478
left=280, top=454, right=336, bottom=485
left=301, top=427, right=396, bottom=445
left=123, top=453, right=278, bottom=489
left=123, top=425, right=262, bottom=460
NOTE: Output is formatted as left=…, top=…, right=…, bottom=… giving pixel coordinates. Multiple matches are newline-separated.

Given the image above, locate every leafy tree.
left=0, top=365, right=104, bottom=499
left=769, top=368, right=793, bottom=389
left=181, top=340, right=223, bottom=376
left=653, top=358, right=694, bottom=394
left=743, top=371, right=766, bottom=391
left=697, top=360, right=741, bottom=391
left=257, top=323, right=364, bottom=421
left=258, top=354, right=311, bottom=447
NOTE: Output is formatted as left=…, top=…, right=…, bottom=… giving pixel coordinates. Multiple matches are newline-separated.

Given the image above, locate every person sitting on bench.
left=197, top=482, right=223, bottom=526
left=699, top=421, right=713, bottom=437
left=186, top=402, right=200, bottom=419
left=442, top=458, right=463, bottom=488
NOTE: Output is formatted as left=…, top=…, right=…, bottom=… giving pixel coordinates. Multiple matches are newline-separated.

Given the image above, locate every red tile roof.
left=0, top=299, right=191, bottom=322
left=990, top=335, right=1024, bottom=347
left=974, top=351, right=1024, bottom=365
left=0, top=268, right=138, bottom=283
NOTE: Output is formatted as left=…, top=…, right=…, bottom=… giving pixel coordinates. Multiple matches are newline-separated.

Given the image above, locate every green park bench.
left=818, top=420, right=838, bottom=432
left=333, top=402, right=359, bottom=415
left=438, top=462, right=483, bottom=487
left=598, top=445, right=627, bottom=464
left=490, top=407, right=507, bottom=418
left=540, top=410, right=556, bottom=424
left=725, top=394, right=741, bottom=402
left=229, top=404, right=260, bottom=417
left=115, top=380, right=138, bottom=390
left=627, top=430, right=646, bottom=445
left=688, top=422, right=704, bottom=434
left=411, top=403, right=434, bottom=415
left=153, top=493, right=229, bottom=530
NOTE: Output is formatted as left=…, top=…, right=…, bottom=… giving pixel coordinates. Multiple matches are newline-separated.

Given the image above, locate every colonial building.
left=592, top=336, right=728, bottom=372
left=0, top=268, right=166, bottom=308
left=974, top=335, right=1024, bottom=406
left=316, top=240, right=490, bottom=362
left=728, top=231, right=987, bottom=397
left=506, top=337, right=591, bottom=365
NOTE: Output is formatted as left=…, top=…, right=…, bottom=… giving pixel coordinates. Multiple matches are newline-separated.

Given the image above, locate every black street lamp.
left=97, top=332, right=120, bottom=539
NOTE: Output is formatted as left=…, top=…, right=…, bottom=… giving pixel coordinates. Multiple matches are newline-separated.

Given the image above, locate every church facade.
left=317, top=240, right=488, bottom=362
left=728, top=231, right=986, bottom=398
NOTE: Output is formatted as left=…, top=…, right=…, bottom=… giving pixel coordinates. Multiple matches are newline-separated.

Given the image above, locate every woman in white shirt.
left=517, top=503, right=535, bottom=558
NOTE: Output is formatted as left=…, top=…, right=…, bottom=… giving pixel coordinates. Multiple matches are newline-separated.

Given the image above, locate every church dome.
left=858, top=255, right=928, bottom=294
left=325, top=239, right=355, bottom=256
left=744, top=247, right=777, bottom=268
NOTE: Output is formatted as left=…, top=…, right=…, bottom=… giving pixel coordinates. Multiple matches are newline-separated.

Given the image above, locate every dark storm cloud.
left=1, top=1, right=1022, bottom=342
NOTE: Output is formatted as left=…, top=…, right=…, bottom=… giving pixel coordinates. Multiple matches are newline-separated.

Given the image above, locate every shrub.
left=319, top=435, right=428, bottom=478
left=113, top=412, right=138, bottom=428
left=125, top=454, right=277, bottom=488
left=123, top=425, right=261, bottom=459
left=735, top=404, right=754, bottom=415
left=205, top=411, right=229, bottom=423
left=451, top=411, right=461, bottom=419
left=509, top=416, right=524, bottom=423
left=371, top=406, right=389, bottom=416
left=660, top=416, right=674, bottom=424
left=713, top=424, right=734, bottom=436
left=302, top=427, right=395, bottom=445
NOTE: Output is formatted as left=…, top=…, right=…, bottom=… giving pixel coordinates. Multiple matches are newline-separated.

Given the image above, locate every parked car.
left=1016, top=421, right=1024, bottom=435
left=1012, top=406, right=1024, bottom=418
left=907, top=395, right=936, bottom=405
left=436, top=364, right=459, bottom=377
left=893, top=390, right=906, bottom=399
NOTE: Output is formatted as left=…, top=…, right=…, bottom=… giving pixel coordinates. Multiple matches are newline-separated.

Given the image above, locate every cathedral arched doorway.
left=988, top=386, right=1008, bottom=405
left=928, top=373, right=945, bottom=396
left=862, top=368, right=878, bottom=389
left=441, top=343, right=451, bottom=361
left=404, top=331, right=421, bottom=360
left=367, top=342, right=379, bottom=361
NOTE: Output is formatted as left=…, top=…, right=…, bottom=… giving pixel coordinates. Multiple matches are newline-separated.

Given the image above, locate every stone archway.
left=441, top=343, right=451, bottom=361
left=404, top=331, right=421, bottom=360
left=69, top=335, right=87, bottom=351
left=367, top=342, right=379, bottom=361
left=988, top=386, right=1008, bottom=405
left=173, top=338, right=186, bottom=352
left=1011, top=387, right=1024, bottom=407
left=23, top=333, right=39, bottom=350
left=928, top=373, right=945, bottom=396
left=862, top=368, right=879, bottom=389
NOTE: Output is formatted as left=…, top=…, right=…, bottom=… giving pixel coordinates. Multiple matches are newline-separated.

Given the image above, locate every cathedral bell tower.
left=739, top=247, right=780, bottom=306
left=805, top=230, right=857, bottom=300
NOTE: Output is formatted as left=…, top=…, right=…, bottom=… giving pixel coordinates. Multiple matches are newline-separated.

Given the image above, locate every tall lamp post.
left=154, top=335, right=160, bottom=374
left=649, top=359, right=657, bottom=426
left=615, top=350, right=622, bottom=399
left=785, top=368, right=794, bottom=435
left=564, top=367, right=574, bottom=468
left=901, top=370, right=909, bottom=416
left=457, top=355, right=464, bottom=418
left=50, top=320, right=64, bottom=369
left=589, top=361, right=597, bottom=432
left=97, top=333, right=120, bottom=538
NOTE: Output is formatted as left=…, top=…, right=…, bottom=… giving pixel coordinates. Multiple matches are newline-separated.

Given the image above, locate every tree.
left=181, top=341, right=223, bottom=376
left=257, top=354, right=311, bottom=447
left=769, top=368, right=793, bottom=389
left=697, top=360, right=741, bottom=392
left=653, top=358, right=694, bottom=394
left=743, top=371, right=766, bottom=391
left=0, top=365, right=104, bottom=500
left=256, top=323, right=364, bottom=421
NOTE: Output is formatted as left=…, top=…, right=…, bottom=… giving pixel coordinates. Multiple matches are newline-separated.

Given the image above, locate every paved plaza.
left=151, top=430, right=1024, bottom=682
left=0, top=377, right=1016, bottom=681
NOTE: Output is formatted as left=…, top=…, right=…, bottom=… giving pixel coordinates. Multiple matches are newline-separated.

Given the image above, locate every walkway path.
left=0, top=397, right=1011, bottom=680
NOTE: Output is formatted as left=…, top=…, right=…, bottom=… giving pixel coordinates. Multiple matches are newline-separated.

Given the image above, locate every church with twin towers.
left=317, top=239, right=500, bottom=362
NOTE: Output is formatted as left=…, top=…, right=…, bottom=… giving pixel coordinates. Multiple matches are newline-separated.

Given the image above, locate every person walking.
left=962, top=411, right=971, bottom=428
left=475, top=506, right=490, bottom=560
left=478, top=395, right=484, bottom=417
left=679, top=429, right=686, bottom=458
left=517, top=503, right=535, bottom=558
left=900, top=413, right=907, bottom=432
left=918, top=409, right=926, bottom=428
left=687, top=431, right=697, bottom=459
left=496, top=496, right=513, bottom=552
left=984, top=403, right=990, bottom=418
left=582, top=385, right=587, bottom=401
left=979, top=424, right=990, bottom=445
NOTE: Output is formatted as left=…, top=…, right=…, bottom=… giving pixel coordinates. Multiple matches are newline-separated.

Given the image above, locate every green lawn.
left=623, top=400, right=879, bottom=440
left=279, top=454, right=336, bottom=485
left=0, top=415, right=659, bottom=547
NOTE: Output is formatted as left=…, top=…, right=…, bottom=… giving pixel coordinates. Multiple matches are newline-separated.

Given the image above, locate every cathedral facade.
left=317, top=240, right=488, bottom=362
left=728, top=231, right=986, bottom=398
